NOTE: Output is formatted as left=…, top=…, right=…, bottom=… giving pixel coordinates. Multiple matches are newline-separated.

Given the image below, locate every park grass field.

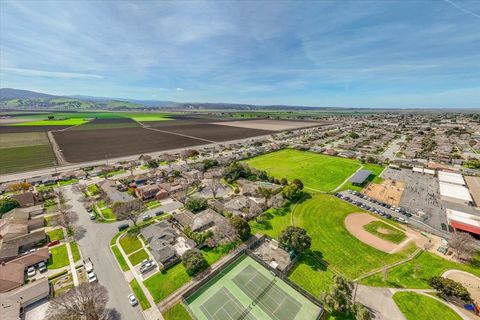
left=163, top=303, right=192, bottom=320
left=363, top=221, right=406, bottom=244
left=293, top=193, right=416, bottom=279
left=338, top=162, right=385, bottom=191
left=243, top=149, right=375, bottom=192
left=392, top=292, right=462, bottom=320
left=361, top=250, right=480, bottom=289
left=288, top=254, right=336, bottom=296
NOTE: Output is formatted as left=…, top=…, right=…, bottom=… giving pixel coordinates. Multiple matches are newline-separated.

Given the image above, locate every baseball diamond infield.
left=344, top=213, right=412, bottom=254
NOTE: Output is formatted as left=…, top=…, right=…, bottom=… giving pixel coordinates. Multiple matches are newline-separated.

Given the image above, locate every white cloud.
left=176, top=87, right=184, bottom=91
left=3, top=67, right=103, bottom=79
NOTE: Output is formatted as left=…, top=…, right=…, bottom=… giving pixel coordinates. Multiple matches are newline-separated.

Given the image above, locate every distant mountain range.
left=0, top=87, right=325, bottom=111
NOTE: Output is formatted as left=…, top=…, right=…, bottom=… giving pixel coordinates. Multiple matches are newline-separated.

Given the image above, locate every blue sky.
left=1, top=0, right=479, bottom=108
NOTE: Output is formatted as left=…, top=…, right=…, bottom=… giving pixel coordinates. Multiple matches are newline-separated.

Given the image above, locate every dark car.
left=118, top=224, right=129, bottom=231
left=155, top=210, right=164, bottom=216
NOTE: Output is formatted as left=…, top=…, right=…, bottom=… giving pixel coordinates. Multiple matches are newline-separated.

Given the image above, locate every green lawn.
left=47, top=228, right=65, bottom=242
left=0, top=145, right=56, bottom=174
left=144, top=263, right=192, bottom=303
left=48, top=244, right=70, bottom=269
left=242, top=149, right=363, bottom=192
left=288, top=254, right=336, bottom=296
left=293, top=193, right=416, bottom=279
left=70, top=241, right=81, bottom=262
left=146, top=200, right=161, bottom=209
left=129, top=249, right=149, bottom=266
left=87, top=184, right=99, bottom=196
left=58, top=179, right=78, bottom=186
left=393, top=292, right=462, bottom=320
left=96, top=201, right=116, bottom=220
left=249, top=201, right=295, bottom=239
left=119, top=234, right=143, bottom=254
left=338, top=162, right=385, bottom=192
left=111, top=245, right=130, bottom=271
left=163, top=303, right=192, bottom=320
left=361, top=251, right=480, bottom=288
left=144, top=243, right=235, bottom=303
left=363, top=221, right=406, bottom=244
left=129, top=279, right=151, bottom=310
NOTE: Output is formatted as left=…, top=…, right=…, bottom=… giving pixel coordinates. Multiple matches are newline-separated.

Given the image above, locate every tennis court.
left=185, top=254, right=322, bottom=320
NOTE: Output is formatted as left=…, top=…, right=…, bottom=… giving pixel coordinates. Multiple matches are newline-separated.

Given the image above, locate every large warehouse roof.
left=349, top=170, right=372, bottom=184
left=439, top=182, right=473, bottom=202
left=438, top=171, right=465, bottom=186
left=465, top=176, right=480, bottom=207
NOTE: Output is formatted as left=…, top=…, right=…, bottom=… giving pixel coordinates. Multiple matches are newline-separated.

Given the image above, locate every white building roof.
left=423, top=169, right=435, bottom=175
left=412, top=167, right=423, bottom=173
left=438, top=171, right=465, bottom=186
left=439, top=182, right=473, bottom=202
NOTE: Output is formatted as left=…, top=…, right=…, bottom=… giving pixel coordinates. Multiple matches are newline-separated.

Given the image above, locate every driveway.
left=64, top=186, right=142, bottom=320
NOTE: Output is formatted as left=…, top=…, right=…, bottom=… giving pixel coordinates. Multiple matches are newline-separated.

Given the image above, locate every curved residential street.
left=64, top=186, right=143, bottom=320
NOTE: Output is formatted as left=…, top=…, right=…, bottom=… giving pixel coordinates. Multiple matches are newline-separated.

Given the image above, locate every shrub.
left=428, top=277, right=472, bottom=303
left=0, top=198, right=20, bottom=216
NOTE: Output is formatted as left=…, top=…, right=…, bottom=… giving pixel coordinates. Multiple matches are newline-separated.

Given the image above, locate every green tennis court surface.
left=186, top=255, right=322, bottom=320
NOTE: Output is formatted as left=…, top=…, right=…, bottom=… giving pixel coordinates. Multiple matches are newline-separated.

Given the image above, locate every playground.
left=363, top=179, right=405, bottom=206
left=185, top=254, right=322, bottom=320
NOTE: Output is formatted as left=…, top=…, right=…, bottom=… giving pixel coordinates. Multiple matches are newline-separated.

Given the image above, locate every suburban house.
left=141, top=220, right=194, bottom=268
left=10, top=191, right=38, bottom=208
left=135, top=184, right=169, bottom=201
left=98, top=179, right=134, bottom=204
left=0, top=247, right=50, bottom=293
left=221, top=196, right=263, bottom=219
left=0, top=207, right=46, bottom=262
left=0, top=277, right=50, bottom=320
left=236, top=179, right=282, bottom=197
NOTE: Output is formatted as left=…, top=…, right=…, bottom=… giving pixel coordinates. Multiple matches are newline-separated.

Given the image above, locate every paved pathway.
left=355, top=285, right=406, bottom=320
left=63, top=227, right=79, bottom=286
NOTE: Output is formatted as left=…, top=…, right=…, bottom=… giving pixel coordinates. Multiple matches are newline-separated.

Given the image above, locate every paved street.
left=355, top=285, right=406, bottom=320
left=64, top=186, right=143, bottom=320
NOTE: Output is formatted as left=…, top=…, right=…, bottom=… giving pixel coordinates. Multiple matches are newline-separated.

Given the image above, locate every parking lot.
left=381, top=168, right=447, bottom=232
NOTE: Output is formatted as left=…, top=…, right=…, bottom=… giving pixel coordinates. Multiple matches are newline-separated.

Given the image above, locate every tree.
left=112, top=199, right=144, bottom=228
left=174, top=181, right=191, bottom=204
left=202, top=159, right=219, bottom=170
left=206, top=178, right=221, bottom=199
left=182, top=249, right=207, bottom=276
left=353, top=302, right=371, bottom=320
left=320, top=275, right=354, bottom=313
left=7, top=182, right=32, bottom=192
left=47, top=282, right=110, bottom=320
left=0, top=198, right=20, bottom=215
left=185, top=197, right=208, bottom=213
left=292, top=178, right=304, bottom=190
left=257, top=187, right=273, bottom=209
left=146, top=159, right=159, bottom=169
left=280, top=178, right=288, bottom=186
left=282, top=183, right=303, bottom=201
left=278, top=226, right=311, bottom=253
left=230, top=216, right=251, bottom=241
left=127, top=161, right=136, bottom=177
left=449, top=232, right=476, bottom=261
left=428, top=277, right=472, bottom=302
left=349, top=132, right=360, bottom=139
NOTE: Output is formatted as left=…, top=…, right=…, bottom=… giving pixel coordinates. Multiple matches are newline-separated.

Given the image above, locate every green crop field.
left=243, top=149, right=381, bottom=192
left=0, top=144, right=56, bottom=174
left=393, top=292, right=462, bottom=320
left=6, top=111, right=172, bottom=126
left=293, top=193, right=416, bottom=279
left=0, top=132, right=50, bottom=148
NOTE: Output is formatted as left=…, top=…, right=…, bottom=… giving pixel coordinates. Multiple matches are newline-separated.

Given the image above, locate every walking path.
left=332, top=164, right=364, bottom=192
left=63, top=227, right=79, bottom=286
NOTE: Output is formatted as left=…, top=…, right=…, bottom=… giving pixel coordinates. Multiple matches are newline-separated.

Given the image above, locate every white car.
left=87, top=271, right=97, bottom=283
left=128, top=293, right=138, bottom=306
left=27, top=266, right=36, bottom=277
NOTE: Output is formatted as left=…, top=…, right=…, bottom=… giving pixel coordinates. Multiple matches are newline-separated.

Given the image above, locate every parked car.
left=38, top=261, right=47, bottom=273
left=118, top=224, right=129, bottom=231
left=155, top=210, right=164, bottom=216
left=87, top=271, right=97, bottom=283
left=395, top=217, right=408, bottom=224
left=27, top=266, right=36, bottom=277
left=128, top=293, right=138, bottom=306
left=89, top=213, right=96, bottom=220
left=140, top=261, right=155, bottom=274
left=142, top=215, right=152, bottom=221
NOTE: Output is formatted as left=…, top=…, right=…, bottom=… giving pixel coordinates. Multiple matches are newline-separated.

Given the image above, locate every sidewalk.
left=63, top=227, right=79, bottom=286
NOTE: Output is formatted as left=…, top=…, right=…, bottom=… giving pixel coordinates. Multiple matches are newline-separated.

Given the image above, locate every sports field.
left=242, top=149, right=362, bottom=192
left=185, top=255, right=322, bottom=320
left=393, top=292, right=462, bottom=320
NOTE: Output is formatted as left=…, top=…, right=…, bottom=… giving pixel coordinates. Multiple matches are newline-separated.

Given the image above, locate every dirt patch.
left=52, top=127, right=207, bottom=163
left=443, top=270, right=480, bottom=303
left=345, top=213, right=411, bottom=253
left=211, top=119, right=323, bottom=131
left=0, top=125, right=71, bottom=133
left=363, top=179, right=405, bottom=206
left=377, top=228, right=392, bottom=235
